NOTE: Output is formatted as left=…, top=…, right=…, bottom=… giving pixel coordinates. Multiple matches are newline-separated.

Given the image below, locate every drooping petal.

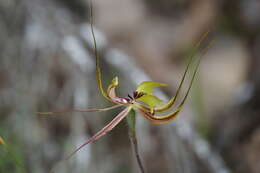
left=90, top=2, right=110, bottom=101
left=150, top=31, right=211, bottom=113
left=135, top=107, right=181, bottom=124
left=136, top=81, right=167, bottom=95
left=66, top=107, right=132, bottom=159
left=133, top=56, right=201, bottom=124
left=37, top=104, right=122, bottom=115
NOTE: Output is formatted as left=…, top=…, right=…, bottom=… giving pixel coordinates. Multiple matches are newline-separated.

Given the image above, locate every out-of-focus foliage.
left=0, top=137, right=4, bottom=145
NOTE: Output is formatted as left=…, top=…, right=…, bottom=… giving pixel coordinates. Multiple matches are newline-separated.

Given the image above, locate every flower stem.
left=127, top=110, right=146, bottom=173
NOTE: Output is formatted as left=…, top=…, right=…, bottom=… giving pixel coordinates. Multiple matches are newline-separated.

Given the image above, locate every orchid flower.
left=38, top=1, right=211, bottom=172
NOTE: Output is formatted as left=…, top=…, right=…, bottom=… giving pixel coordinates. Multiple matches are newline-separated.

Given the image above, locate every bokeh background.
left=1, top=0, right=260, bottom=173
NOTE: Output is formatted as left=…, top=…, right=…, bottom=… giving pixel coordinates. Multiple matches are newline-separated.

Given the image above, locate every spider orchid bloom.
left=38, top=0, right=210, bottom=160
left=41, top=53, right=199, bottom=159
left=105, top=77, right=185, bottom=123
left=39, top=54, right=198, bottom=159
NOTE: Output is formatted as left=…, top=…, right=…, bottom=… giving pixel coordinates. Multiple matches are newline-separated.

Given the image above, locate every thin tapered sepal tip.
left=37, top=105, right=122, bottom=116
left=37, top=112, right=53, bottom=115
left=66, top=107, right=132, bottom=159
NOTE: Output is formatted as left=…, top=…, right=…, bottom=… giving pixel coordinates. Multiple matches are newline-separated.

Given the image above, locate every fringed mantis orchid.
left=38, top=1, right=211, bottom=172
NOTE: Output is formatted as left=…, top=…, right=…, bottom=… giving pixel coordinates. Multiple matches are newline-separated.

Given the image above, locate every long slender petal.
left=152, top=31, right=210, bottom=113
left=90, top=1, right=110, bottom=100
left=37, top=104, right=122, bottom=115
left=66, top=107, right=132, bottom=159
left=134, top=49, right=203, bottom=124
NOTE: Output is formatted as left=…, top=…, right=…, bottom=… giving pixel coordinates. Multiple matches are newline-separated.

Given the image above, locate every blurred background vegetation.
left=1, top=0, right=260, bottom=173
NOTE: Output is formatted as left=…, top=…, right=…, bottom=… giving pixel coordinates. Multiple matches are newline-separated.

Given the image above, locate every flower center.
left=114, top=92, right=146, bottom=105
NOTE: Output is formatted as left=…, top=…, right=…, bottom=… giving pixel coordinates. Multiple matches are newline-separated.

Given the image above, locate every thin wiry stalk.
left=130, top=136, right=146, bottom=173
left=127, top=111, right=146, bottom=173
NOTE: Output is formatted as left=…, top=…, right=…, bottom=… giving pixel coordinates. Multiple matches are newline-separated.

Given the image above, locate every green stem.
left=127, top=110, right=145, bottom=173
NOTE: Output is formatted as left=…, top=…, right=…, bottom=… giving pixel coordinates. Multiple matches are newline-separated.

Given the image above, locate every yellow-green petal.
left=137, top=95, right=163, bottom=108
left=136, top=81, right=167, bottom=95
